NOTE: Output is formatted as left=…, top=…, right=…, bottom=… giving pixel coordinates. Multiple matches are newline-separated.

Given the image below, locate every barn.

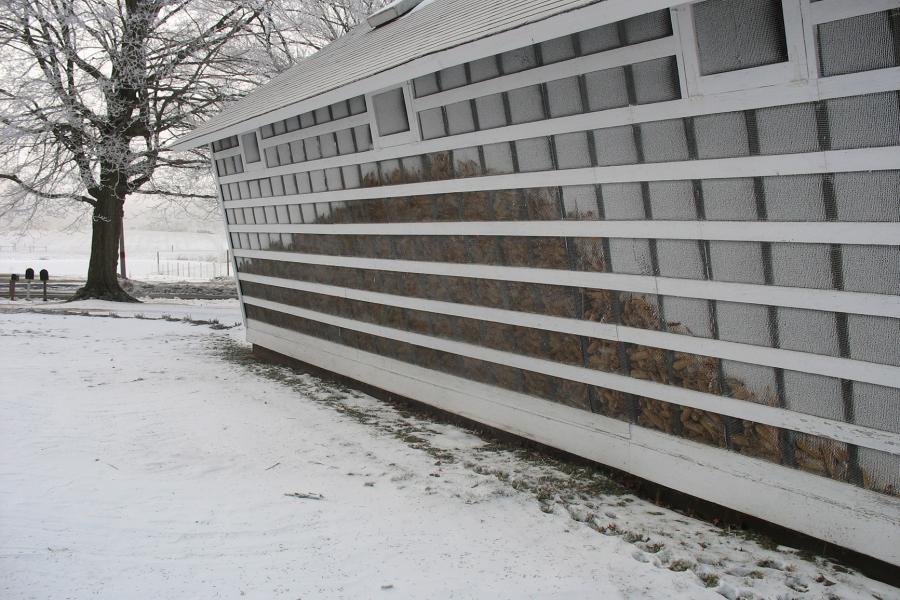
left=173, top=0, right=900, bottom=565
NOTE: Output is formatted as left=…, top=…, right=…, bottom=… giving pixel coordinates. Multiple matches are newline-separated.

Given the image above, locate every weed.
left=622, top=531, right=649, bottom=544
left=668, top=559, right=693, bottom=572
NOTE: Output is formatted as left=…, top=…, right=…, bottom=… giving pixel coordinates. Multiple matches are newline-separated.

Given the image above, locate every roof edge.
left=172, top=0, right=679, bottom=152
left=367, top=0, right=426, bottom=28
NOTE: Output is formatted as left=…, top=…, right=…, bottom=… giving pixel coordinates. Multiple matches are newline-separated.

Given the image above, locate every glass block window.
left=211, top=135, right=239, bottom=153
left=817, top=10, right=900, bottom=77
left=241, top=132, right=261, bottom=164
left=259, top=95, right=366, bottom=140
left=693, top=0, right=788, bottom=75
left=372, top=88, right=410, bottom=136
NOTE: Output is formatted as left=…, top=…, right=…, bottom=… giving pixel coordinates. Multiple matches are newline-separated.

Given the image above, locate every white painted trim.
left=214, top=67, right=900, bottom=186
left=669, top=6, right=691, bottom=101
left=245, top=320, right=900, bottom=566
left=675, top=0, right=809, bottom=97
left=213, top=148, right=242, bottom=161
left=367, top=82, right=420, bottom=149
left=412, top=36, right=678, bottom=112
left=242, top=296, right=900, bottom=454
left=800, top=0, right=822, bottom=82
left=211, top=147, right=248, bottom=328
left=814, top=64, right=900, bottom=93
left=802, top=0, right=900, bottom=82
left=227, top=220, right=900, bottom=246
left=238, top=271, right=900, bottom=388
left=258, top=113, right=371, bottom=150
left=806, top=0, right=900, bottom=25
left=232, top=248, right=900, bottom=319
left=221, top=147, right=900, bottom=207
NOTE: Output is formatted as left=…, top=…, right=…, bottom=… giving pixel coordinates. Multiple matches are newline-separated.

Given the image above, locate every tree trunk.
left=71, top=194, right=138, bottom=302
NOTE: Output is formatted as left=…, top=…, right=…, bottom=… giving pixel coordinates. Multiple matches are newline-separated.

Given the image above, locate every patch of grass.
left=644, top=542, right=664, bottom=554
left=668, top=559, right=693, bottom=572
left=622, top=531, right=649, bottom=544
left=735, top=529, right=779, bottom=551
left=698, top=573, right=719, bottom=588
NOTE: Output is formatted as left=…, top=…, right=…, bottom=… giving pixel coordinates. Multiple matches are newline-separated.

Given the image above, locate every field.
left=0, top=228, right=229, bottom=281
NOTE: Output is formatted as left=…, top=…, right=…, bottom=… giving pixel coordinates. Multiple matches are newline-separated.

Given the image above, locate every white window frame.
left=800, top=0, right=900, bottom=81
left=366, top=82, right=420, bottom=149
left=240, top=131, right=262, bottom=165
left=236, top=130, right=266, bottom=175
left=672, top=0, right=809, bottom=96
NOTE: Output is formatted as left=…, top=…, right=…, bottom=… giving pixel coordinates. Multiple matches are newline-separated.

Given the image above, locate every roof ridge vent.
left=367, top=0, right=426, bottom=28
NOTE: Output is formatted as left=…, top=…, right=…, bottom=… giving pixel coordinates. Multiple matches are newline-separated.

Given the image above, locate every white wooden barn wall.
left=208, top=0, right=900, bottom=565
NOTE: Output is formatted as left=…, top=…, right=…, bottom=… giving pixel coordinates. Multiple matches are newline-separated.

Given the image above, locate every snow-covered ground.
left=1, top=305, right=896, bottom=600
left=0, top=228, right=229, bottom=281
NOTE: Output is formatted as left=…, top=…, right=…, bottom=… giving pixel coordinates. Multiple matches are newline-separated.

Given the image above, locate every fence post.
left=9, top=274, right=18, bottom=300
left=40, top=269, right=49, bottom=301
left=24, top=268, right=34, bottom=301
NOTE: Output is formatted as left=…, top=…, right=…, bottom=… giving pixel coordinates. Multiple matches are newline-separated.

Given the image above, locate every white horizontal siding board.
left=228, top=221, right=900, bottom=246
left=814, top=65, right=900, bottom=96
left=242, top=295, right=900, bottom=454
left=215, top=68, right=900, bottom=185
left=239, top=272, right=900, bottom=388
left=257, top=113, right=371, bottom=150
left=221, top=148, right=900, bottom=206
left=244, top=321, right=900, bottom=566
left=807, top=0, right=900, bottom=25
left=233, top=249, right=900, bottom=319
left=413, top=36, right=678, bottom=111
left=213, top=148, right=243, bottom=161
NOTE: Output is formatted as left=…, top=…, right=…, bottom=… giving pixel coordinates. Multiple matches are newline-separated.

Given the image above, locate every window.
left=372, top=88, right=410, bottom=136
left=817, top=10, right=900, bottom=77
left=211, top=135, right=239, bottom=152
left=675, top=0, right=806, bottom=96
left=693, top=0, right=788, bottom=75
left=241, top=132, right=261, bottom=163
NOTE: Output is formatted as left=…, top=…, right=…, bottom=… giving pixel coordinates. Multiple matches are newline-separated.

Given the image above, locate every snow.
left=1, top=306, right=897, bottom=600
left=0, top=228, right=228, bottom=281
left=0, top=297, right=240, bottom=325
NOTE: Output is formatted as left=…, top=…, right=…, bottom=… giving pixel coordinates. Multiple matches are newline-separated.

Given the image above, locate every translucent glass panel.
left=372, top=88, right=410, bottom=136
left=241, top=132, right=261, bottom=164
left=260, top=95, right=366, bottom=139
left=818, top=10, right=900, bottom=77
left=693, top=0, right=788, bottom=75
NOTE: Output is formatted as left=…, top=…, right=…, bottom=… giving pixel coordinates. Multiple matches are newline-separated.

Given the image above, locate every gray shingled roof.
left=174, top=0, right=601, bottom=149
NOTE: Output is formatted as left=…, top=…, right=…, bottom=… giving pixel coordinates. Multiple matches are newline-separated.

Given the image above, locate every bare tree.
left=0, top=0, right=386, bottom=300
left=0, top=1, right=265, bottom=300
left=248, top=0, right=388, bottom=74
